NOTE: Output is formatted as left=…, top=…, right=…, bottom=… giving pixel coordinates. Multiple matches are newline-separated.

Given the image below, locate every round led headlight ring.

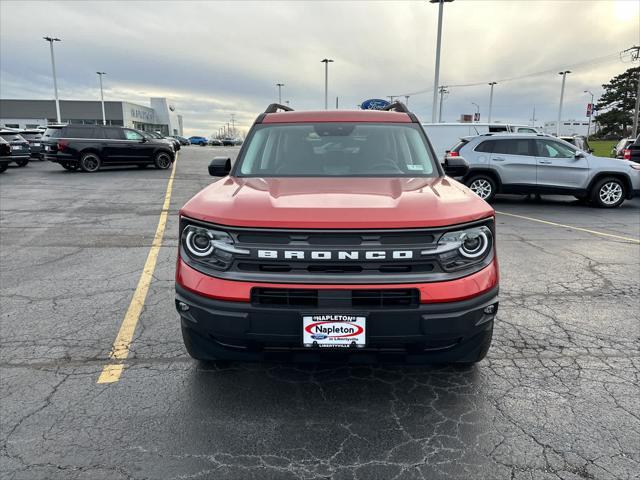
left=458, top=231, right=489, bottom=259
left=185, top=229, right=214, bottom=257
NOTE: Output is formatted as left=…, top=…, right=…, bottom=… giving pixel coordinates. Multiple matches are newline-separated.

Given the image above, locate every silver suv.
left=450, top=134, right=640, bottom=208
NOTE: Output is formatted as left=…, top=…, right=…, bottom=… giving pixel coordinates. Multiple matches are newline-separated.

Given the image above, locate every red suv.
left=176, top=103, right=498, bottom=364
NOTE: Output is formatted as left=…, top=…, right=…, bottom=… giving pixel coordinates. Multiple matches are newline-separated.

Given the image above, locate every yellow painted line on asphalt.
left=495, top=210, right=640, bottom=244
left=97, top=154, right=179, bottom=384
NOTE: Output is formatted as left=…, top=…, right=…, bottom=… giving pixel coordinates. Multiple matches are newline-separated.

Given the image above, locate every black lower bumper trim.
left=176, top=284, right=498, bottom=364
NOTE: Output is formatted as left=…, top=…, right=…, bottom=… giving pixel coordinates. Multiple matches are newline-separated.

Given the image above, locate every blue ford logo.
left=361, top=99, right=390, bottom=110
left=311, top=333, right=329, bottom=340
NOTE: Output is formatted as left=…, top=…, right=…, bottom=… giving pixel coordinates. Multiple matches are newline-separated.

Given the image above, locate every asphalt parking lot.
left=1, top=147, right=639, bottom=480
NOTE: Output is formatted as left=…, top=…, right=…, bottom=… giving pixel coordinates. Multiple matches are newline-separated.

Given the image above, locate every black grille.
left=251, top=288, right=419, bottom=308
left=236, top=262, right=435, bottom=275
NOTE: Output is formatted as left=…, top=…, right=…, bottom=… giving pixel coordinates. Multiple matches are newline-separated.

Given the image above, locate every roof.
left=262, top=109, right=413, bottom=124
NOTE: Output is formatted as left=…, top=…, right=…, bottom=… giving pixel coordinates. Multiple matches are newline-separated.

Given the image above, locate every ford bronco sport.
left=176, top=103, right=499, bottom=364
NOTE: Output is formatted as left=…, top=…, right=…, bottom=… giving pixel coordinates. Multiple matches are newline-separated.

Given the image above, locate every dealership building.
left=0, top=97, right=183, bottom=136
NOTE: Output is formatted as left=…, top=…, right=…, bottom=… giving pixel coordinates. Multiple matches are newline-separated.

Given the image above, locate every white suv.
left=450, top=134, right=640, bottom=208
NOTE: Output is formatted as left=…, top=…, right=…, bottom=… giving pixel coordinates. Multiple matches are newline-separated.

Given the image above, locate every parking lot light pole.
left=405, top=95, right=410, bottom=108
left=321, top=59, right=333, bottom=110
left=584, top=90, right=594, bottom=141
left=557, top=70, right=571, bottom=136
left=472, top=102, right=480, bottom=122
left=43, top=36, right=62, bottom=123
left=276, top=83, right=284, bottom=104
left=96, top=72, right=106, bottom=125
left=429, top=0, right=453, bottom=123
left=488, top=82, right=497, bottom=123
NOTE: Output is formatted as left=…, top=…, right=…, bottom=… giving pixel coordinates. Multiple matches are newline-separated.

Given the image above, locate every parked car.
left=558, top=135, right=593, bottom=154
left=422, top=122, right=540, bottom=161
left=0, top=130, right=30, bottom=167
left=624, top=135, right=640, bottom=163
left=0, top=136, right=13, bottom=173
left=612, top=138, right=634, bottom=158
left=171, top=135, right=190, bottom=146
left=142, top=131, right=180, bottom=151
left=189, top=136, right=208, bottom=146
left=176, top=102, right=498, bottom=365
left=221, top=137, right=236, bottom=146
left=19, top=129, right=46, bottom=160
left=42, top=124, right=175, bottom=172
left=450, top=133, right=640, bottom=207
left=209, top=138, right=223, bottom=146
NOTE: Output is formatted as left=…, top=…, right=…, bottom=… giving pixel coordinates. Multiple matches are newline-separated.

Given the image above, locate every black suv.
left=42, top=124, right=175, bottom=172
left=0, top=130, right=30, bottom=167
left=19, top=129, right=46, bottom=160
left=0, top=137, right=13, bottom=173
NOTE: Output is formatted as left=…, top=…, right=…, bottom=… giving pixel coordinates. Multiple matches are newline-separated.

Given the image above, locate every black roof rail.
left=382, top=101, right=410, bottom=113
left=264, top=103, right=294, bottom=114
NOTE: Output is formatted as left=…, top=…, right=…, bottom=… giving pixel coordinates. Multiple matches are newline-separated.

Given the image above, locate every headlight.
left=426, top=225, right=493, bottom=271
left=181, top=224, right=249, bottom=270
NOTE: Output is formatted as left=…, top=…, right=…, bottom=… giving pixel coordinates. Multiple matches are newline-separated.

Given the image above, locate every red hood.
left=180, top=177, right=494, bottom=229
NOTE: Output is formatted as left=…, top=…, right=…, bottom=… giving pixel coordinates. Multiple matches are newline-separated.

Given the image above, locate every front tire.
left=79, top=152, right=101, bottom=173
left=154, top=151, right=172, bottom=170
left=590, top=177, right=626, bottom=208
left=466, top=174, right=497, bottom=202
left=15, top=158, right=29, bottom=167
left=0, top=163, right=8, bottom=173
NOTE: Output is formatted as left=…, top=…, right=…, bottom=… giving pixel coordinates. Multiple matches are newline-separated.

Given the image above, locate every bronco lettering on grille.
left=256, top=250, right=414, bottom=260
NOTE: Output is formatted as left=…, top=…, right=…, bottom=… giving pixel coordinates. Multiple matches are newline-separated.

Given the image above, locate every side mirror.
left=141, top=137, right=148, bottom=143
left=443, top=156, right=469, bottom=177
left=574, top=151, right=585, bottom=159
left=208, top=157, right=231, bottom=177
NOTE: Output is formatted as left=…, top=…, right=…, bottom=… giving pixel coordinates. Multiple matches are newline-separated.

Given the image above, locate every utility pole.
left=438, top=86, right=448, bottom=122
left=488, top=82, right=497, bottom=123
left=230, top=114, right=235, bottom=136
left=405, top=95, right=410, bottom=108
left=557, top=70, right=571, bottom=136
left=530, top=106, right=537, bottom=127
left=43, top=36, right=62, bottom=123
left=321, top=58, right=333, bottom=110
left=336, top=97, right=339, bottom=109
left=276, top=83, right=284, bottom=104
left=388, top=96, right=395, bottom=103
left=96, top=72, right=107, bottom=125
left=583, top=90, right=594, bottom=141
left=629, top=46, right=640, bottom=138
left=429, top=0, right=454, bottom=122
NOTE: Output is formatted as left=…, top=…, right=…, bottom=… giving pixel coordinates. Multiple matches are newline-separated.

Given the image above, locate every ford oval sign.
left=361, top=99, right=390, bottom=110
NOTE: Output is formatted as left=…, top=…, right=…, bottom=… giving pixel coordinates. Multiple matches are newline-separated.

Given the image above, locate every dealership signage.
left=130, top=108, right=154, bottom=122
left=361, top=99, right=390, bottom=110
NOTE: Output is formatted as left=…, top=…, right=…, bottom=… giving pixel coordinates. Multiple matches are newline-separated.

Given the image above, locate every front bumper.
left=175, top=259, right=499, bottom=363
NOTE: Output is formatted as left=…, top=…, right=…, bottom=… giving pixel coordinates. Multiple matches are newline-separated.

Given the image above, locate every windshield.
left=0, top=133, right=26, bottom=142
left=235, top=123, right=437, bottom=177
left=20, top=132, right=42, bottom=141
left=43, top=127, right=64, bottom=139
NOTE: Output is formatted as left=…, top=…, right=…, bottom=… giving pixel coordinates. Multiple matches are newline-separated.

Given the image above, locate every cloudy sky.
left=1, top=0, right=638, bottom=136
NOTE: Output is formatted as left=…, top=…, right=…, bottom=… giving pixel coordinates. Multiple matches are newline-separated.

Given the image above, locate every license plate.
left=44, top=146, right=50, bottom=151
left=33, top=143, right=41, bottom=147
left=303, top=314, right=366, bottom=348
left=11, top=146, right=21, bottom=150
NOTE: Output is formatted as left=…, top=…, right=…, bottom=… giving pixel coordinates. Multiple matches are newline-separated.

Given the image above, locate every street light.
left=429, top=0, right=454, bottom=122
left=276, top=83, right=284, bottom=104
left=96, top=72, right=107, bottom=125
left=405, top=95, right=410, bottom=108
left=471, top=102, right=480, bottom=122
left=487, top=82, right=497, bottom=123
left=321, top=58, right=334, bottom=110
left=557, top=70, right=571, bottom=136
left=584, top=90, right=594, bottom=141
left=43, top=36, right=61, bottom=123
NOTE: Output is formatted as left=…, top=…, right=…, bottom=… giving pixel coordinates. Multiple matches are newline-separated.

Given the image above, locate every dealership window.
left=4, top=124, right=19, bottom=128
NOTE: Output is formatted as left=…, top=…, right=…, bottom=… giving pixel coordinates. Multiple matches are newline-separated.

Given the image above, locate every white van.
left=422, top=123, right=540, bottom=161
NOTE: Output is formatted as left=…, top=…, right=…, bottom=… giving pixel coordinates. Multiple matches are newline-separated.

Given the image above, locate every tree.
left=595, top=66, right=638, bottom=138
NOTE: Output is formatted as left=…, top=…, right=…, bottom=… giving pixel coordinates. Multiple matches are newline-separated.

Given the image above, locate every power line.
left=391, top=51, right=622, bottom=97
